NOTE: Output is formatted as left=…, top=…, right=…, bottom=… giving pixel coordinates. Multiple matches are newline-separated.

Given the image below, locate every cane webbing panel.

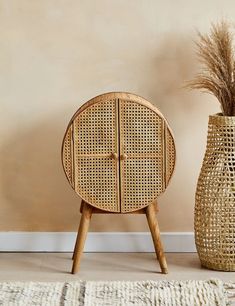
left=119, top=100, right=170, bottom=212
left=73, top=100, right=119, bottom=212
left=75, top=157, right=118, bottom=211
left=62, top=99, right=119, bottom=212
left=121, top=157, right=163, bottom=212
left=74, top=100, right=117, bottom=155
left=119, top=101, right=163, bottom=155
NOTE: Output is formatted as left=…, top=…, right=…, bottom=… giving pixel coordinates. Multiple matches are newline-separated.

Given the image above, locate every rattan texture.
left=74, top=99, right=119, bottom=212
left=120, top=101, right=164, bottom=212
left=195, top=114, right=235, bottom=271
left=62, top=92, right=176, bottom=213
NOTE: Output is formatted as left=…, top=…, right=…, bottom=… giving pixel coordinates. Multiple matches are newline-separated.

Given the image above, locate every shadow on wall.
left=0, top=34, right=199, bottom=232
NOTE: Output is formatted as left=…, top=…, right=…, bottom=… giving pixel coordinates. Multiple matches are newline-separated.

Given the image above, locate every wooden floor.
left=0, top=253, right=234, bottom=282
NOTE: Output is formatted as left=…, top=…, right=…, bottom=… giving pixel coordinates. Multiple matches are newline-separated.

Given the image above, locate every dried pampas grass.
left=188, top=21, right=235, bottom=116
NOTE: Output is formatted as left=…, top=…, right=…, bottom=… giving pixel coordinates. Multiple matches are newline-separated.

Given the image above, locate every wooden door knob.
left=111, top=152, right=118, bottom=160
left=121, top=154, right=128, bottom=161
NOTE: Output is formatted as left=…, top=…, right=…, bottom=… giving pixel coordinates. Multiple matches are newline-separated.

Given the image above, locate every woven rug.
left=0, top=279, right=234, bottom=306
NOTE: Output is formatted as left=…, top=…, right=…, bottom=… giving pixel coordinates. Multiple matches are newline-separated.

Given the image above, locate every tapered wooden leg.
left=72, top=202, right=92, bottom=274
left=145, top=202, right=168, bottom=274
left=72, top=200, right=85, bottom=260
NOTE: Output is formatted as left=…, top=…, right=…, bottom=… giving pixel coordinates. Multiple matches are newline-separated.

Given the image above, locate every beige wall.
left=1, top=0, right=230, bottom=232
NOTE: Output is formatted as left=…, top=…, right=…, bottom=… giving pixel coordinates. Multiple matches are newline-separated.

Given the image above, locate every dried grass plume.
left=188, top=21, right=235, bottom=116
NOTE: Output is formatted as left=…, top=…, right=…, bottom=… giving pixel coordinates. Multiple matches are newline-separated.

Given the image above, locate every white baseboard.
left=0, top=232, right=196, bottom=252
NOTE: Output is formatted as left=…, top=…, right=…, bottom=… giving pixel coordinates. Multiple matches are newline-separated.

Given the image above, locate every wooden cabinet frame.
left=62, top=92, right=176, bottom=274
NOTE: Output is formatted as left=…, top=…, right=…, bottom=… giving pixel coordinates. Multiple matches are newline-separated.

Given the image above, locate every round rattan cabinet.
left=62, top=92, right=176, bottom=274
left=62, top=92, right=176, bottom=213
left=195, top=114, right=235, bottom=271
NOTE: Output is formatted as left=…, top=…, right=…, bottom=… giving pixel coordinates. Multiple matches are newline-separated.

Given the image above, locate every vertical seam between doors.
left=117, top=99, right=122, bottom=212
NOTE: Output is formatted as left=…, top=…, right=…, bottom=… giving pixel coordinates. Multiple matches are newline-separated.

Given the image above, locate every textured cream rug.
left=0, top=279, right=234, bottom=306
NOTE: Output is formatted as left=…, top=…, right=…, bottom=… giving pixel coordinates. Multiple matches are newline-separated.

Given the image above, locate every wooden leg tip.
left=71, top=265, right=79, bottom=274
left=162, top=268, right=168, bottom=274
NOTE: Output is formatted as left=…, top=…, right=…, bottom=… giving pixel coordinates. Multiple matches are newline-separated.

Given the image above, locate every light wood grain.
left=72, top=202, right=92, bottom=274
left=72, top=201, right=167, bottom=274
left=146, top=202, right=168, bottom=274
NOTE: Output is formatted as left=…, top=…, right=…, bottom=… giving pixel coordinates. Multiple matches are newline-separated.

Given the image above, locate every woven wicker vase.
left=195, top=114, right=235, bottom=271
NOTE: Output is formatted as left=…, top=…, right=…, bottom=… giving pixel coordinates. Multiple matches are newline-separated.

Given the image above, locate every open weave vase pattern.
left=195, top=114, right=235, bottom=271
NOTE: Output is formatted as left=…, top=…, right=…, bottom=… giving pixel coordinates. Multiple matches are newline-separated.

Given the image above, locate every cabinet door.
left=63, top=99, right=120, bottom=212
left=119, top=100, right=171, bottom=213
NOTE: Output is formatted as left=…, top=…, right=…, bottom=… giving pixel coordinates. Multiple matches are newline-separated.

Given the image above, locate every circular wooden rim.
left=61, top=92, right=176, bottom=211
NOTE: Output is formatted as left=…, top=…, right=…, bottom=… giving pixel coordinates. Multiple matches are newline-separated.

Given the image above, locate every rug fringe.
left=224, top=282, right=235, bottom=289
left=224, top=282, right=235, bottom=305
